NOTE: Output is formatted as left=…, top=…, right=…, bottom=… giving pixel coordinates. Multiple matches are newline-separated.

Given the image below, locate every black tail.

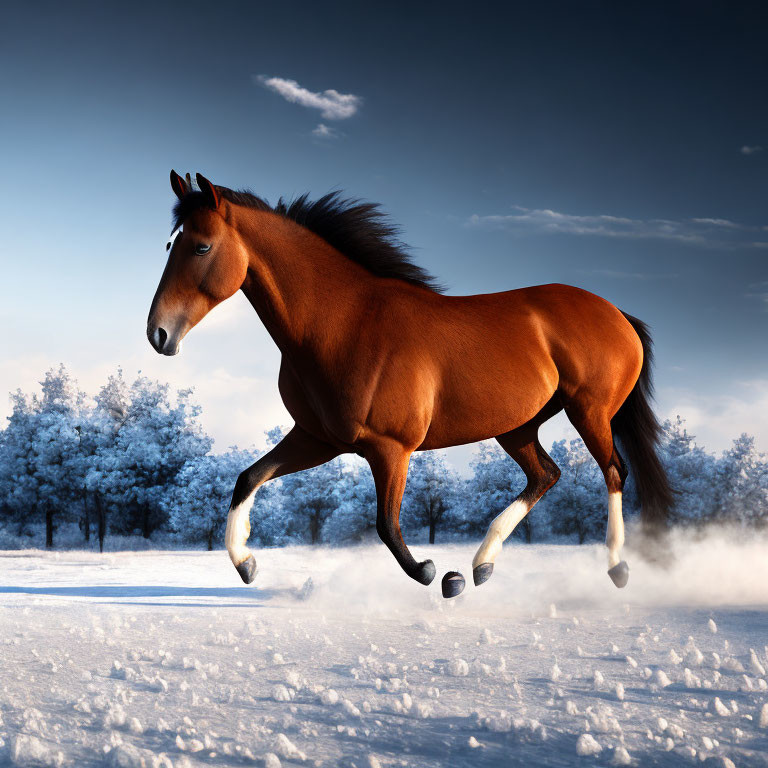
left=611, top=313, right=674, bottom=528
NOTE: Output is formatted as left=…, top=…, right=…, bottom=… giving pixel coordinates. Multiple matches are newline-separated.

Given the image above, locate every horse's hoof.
left=608, top=560, right=629, bottom=589
left=413, top=559, right=436, bottom=585
left=473, top=562, right=494, bottom=586
left=441, top=571, right=465, bottom=598
left=235, top=555, right=258, bottom=584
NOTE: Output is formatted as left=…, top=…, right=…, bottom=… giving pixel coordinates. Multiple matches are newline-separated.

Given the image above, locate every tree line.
left=0, top=366, right=766, bottom=551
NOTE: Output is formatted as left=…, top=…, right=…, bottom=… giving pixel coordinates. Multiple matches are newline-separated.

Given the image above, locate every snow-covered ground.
left=2, top=530, right=768, bottom=767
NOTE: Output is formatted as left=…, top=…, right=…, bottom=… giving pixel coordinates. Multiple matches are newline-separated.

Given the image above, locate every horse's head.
left=147, top=171, right=250, bottom=356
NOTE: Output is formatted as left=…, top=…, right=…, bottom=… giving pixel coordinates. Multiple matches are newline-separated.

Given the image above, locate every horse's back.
left=413, top=283, right=642, bottom=447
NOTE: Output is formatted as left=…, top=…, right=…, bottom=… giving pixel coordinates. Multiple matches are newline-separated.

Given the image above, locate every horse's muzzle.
left=147, top=324, right=180, bottom=356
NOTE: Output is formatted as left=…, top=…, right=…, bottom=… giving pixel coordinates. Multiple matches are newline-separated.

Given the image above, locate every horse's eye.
left=195, top=244, right=212, bottom=255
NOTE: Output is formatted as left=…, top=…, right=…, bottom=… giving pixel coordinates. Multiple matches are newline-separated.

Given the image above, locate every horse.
left=147, top=171, right=673, bottom=598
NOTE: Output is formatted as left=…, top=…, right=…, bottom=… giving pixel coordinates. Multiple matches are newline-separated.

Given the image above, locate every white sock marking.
left=225, top=491, right=256, bottom=567
left=473, top=499, right=530, bottom=568
left=606, top=491, right=624, bottom=568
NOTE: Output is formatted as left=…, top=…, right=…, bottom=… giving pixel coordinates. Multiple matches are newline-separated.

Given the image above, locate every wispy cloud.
left=690, top=217, right=741, bottom=229
left=256, top=75, right=362, bottom=120
left=312, top=123, right=340, bottom=139
left=740, top=145, right=763, bottom=155
left=468, top=205, right=766, bottom=248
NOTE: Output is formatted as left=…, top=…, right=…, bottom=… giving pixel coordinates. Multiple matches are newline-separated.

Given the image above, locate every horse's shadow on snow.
left=0, top=584, right=291, bottom=606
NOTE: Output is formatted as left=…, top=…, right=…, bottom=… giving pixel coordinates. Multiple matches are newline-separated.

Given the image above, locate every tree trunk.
left=97, top=497, right=106, bottom=553
left=142, top=506, right=150, bottom=539
left=309, top=511, right=320, bottom=544
left=429, top=518, right=436, bottom=544
left=45, top=507, right=54, bottom=549
left=83, top=490, right=90, bottom=543
left=207, top=529, right=214, bottom=551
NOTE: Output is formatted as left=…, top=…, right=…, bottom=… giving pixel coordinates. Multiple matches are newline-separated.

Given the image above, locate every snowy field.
left=1, top=532, right=768, bottom=767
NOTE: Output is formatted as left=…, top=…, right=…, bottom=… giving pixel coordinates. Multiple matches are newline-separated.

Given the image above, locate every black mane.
left=172, top=187, right=442, bottom=292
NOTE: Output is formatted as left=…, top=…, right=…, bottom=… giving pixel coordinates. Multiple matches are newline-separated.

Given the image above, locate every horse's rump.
left=414, top=284, right=642, bottom=449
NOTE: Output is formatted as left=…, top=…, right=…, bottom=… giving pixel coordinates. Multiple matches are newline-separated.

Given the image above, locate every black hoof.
left=608, top=560, right=629, bottom=588
left=473, top=562, right=494, bottom=586
left=412, top=559, right=436, bottom=585
left=235, top=555, right=258, bottom=584
left=441, top=571, right=465, bottom=598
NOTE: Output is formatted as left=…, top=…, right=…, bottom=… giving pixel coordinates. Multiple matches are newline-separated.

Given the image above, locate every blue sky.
left=1, top=1, right=766, bottom=464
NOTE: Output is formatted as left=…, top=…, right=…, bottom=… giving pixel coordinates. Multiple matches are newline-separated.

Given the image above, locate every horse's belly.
left=419, top=360, right=558, bottom=449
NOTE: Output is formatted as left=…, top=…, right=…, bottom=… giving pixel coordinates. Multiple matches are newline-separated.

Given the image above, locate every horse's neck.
left=238, top=212, right=368, bottom=358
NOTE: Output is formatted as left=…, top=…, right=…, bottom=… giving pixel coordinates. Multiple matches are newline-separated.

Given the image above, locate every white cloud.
left=312, top=123, right=340, bottom=139
left=740, top=145, right=763, bottom=155
left=660, top=379, right=768, bottom=453
left=690, top=217, right=741, bottom=228
left=257, top=75, right=361, bottom=120
left=469, top=205, right=765, bottom=248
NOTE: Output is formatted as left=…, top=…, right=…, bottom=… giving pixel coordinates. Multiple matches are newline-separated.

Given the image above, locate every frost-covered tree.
left=463, top=441, right=533, bottom=541
left=80, top=370, right=134, bottom=551
left=0, top=390, right=37, bottom=539
left=165, top=448, right=259, bottom=549
left=245, top=427, right=296, bottom=546
left=401, top=452, right=459, bottom=543
left=282, top=458, right=345, bottom=543
left=715, top=434, right=768, bottom=526
left=261, top=426, right=343, bottom=544
left=322, top=459, right=377, bottom=543
left=660, top=417, right=717, bottom=524
left=4, top=363, right=768, bottom=552
left=544, top=439, right=605, bottom=543
left=107, top=375, right=212, bottom=538
left=0, top=366, right=86, bottom=547
left=0, top=428, right=12, bottom=530
left=72, top=370, right=213, bottom=547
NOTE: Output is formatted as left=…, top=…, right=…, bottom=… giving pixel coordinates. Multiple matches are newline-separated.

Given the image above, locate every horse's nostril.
left=149, top=326, right=169, bottom=353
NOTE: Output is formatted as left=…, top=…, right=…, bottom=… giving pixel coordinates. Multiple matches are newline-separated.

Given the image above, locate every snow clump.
left=576, top=733, right=602, bottom=756
left=447, top=658, right=469, bottom=677
left=273, top=733, right=306, bottom=762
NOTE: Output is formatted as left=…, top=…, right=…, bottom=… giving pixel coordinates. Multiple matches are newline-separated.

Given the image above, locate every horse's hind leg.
left=472, top=427, right=561, bottom=586
left=564, top=404, right=630, bottom=587
left=226, top=426, right=341, bottom=583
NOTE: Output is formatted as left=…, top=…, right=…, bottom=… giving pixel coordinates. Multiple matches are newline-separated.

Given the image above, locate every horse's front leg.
left=367, top=441, right=436, bottom=586
left=226, top=426, right=341, bottom=583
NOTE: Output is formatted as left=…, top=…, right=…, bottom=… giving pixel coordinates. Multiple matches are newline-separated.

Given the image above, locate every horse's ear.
left=170, top=170, right=188, bottom=200
left=196, top=173, right=220, bottom=210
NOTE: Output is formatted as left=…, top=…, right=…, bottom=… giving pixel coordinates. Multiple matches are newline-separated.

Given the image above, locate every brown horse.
left=147, top=171, right=673, bottom=597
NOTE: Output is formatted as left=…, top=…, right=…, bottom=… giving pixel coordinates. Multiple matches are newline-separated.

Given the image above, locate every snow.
left=10, top=734, right=64, bottom=767
left=749, top=649, right=766, bottom=677
left=575, top=733, right=602, bottom=756
left=447, top=658, right=470, bottom=677
left=611, top=745, right=632, bottom=765
left=711, top=697, right=732, bottom=717
left=1, top=536, right=768, bottom=767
